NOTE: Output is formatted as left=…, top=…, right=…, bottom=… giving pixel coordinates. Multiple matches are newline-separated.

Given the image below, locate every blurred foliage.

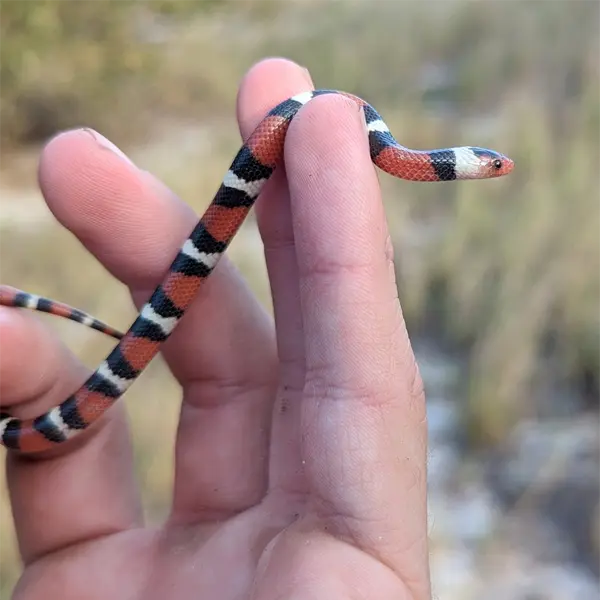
left=0, top=0, right=232, bottom=145
left=2, top=0, right=144, bottom=143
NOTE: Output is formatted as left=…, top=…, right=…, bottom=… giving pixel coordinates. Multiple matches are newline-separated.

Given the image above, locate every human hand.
left=1, top=58, right=431, bottom=600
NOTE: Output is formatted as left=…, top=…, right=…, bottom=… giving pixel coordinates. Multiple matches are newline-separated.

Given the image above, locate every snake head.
left=467, top=147, right=514, bottom=179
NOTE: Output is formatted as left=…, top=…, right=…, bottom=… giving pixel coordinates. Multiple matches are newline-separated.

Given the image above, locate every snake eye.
left=492, top=159, right=502, bottom=170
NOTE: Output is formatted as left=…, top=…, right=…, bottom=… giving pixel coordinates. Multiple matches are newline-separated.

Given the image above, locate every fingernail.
left=84, top=128, right=135, bottom=166
left=358, top=105, right=369, bottom=137
left=301, top=66, right=314, bottom=87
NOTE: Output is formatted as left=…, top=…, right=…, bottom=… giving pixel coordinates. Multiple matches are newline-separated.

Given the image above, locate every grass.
left=0, top=0, right=598, bottom=596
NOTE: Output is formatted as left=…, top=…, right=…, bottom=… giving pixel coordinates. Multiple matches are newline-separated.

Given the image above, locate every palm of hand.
left=4, top=58, right=429, bottom=600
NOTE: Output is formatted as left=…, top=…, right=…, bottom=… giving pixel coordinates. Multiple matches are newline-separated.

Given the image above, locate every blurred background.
left=0, top=1, right=598, bottom=598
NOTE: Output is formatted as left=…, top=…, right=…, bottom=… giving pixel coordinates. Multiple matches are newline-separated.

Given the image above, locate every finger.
left=0, top=308, right=141, bottom=565
left=237, top=58, right=315, bottom=493
left=286, top=95, right=430, bottom=591
left=36, top=127, right=277, bottom=521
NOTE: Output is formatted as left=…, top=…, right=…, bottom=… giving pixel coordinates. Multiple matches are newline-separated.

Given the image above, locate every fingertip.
left=285, top=94, right=378, bottom=228
left=35, top=127, right=195, bottom=288
left=38, top=128, right=136, bottom=191
left=287, top=93, right=369, bottom=157
left=37, top=128, right=144, bottom=232
left=237, top=57, right=317, bottom=243
left=236, top=57, right=314, bottom=138
left=41, top=127, right=134, bottom=161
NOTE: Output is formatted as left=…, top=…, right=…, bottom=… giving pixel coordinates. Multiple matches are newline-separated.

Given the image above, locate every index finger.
left=286, top=95, right=430, bottom=593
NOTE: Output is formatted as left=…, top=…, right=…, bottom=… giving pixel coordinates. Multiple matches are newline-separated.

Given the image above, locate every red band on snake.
left=0, top=90, right=514, bottom=454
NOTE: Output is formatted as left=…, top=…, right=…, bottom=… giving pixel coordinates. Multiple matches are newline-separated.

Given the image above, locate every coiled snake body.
left=0, top=90, right=514, bottom=454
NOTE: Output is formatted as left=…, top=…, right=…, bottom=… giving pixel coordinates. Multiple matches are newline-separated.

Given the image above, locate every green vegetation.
left=0, top=0, right=239, bottom=146
left=0, top=0, right=598, bottom=595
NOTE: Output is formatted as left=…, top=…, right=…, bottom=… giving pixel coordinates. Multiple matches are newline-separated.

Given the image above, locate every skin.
left=1, top=58, right=431, bottom=600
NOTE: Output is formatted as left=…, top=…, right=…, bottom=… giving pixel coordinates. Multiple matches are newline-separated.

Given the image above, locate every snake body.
left=0, top=90, right=514, bottom=454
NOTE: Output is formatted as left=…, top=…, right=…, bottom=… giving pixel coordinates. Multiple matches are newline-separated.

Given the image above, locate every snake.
left=0, top=89, right=514, bottom=454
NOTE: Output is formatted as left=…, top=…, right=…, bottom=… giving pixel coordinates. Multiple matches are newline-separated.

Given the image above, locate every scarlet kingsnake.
left=0, top=90, right=514, bottom=454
